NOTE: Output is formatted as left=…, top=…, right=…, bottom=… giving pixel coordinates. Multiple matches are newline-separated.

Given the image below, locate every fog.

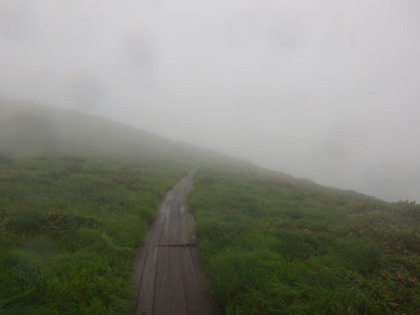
left=1, top=0, right=419, bottom=202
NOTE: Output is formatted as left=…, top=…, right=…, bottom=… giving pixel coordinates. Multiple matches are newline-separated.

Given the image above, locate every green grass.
left=189, top=167, right=420, bottom=315
left=2, top=154, right=419, bottom=314
left=0, top=155, right=189, bottom=314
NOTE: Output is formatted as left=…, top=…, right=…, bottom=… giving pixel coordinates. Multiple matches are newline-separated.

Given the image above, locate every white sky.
left=1, top=0, right=419, bottom=202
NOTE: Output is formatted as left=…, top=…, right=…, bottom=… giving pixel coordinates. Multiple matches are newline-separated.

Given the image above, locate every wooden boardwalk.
left=133, top=170, right=221, bottom=315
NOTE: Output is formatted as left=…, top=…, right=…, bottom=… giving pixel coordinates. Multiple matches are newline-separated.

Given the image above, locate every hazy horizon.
left=1, top=0, right=419, bottom=202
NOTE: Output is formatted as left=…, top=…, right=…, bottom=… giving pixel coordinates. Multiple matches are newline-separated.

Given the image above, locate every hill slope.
left=189, top=167, right=420, bottom=314
left=1, top=97, right=418, bottom=314
left=0, top=97, right=242, bottom=167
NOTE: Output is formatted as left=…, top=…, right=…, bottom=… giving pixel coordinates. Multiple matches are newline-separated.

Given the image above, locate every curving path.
left=133, top=169, right=221, bottom=315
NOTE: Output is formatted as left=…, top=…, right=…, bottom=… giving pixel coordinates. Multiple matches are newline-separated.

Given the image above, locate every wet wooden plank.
left=153, top=246, right=170, bottom=315
left=135, top=204, right=167, bottom=315
left=169, top=247, right=187, bottom=314
left=182, top=246, right=210, bottom=315
left=135, top=245, right=157, bottom=315
left=169, top=197, right=181, bottom=246
left=133, top=169, right=221, bottom=315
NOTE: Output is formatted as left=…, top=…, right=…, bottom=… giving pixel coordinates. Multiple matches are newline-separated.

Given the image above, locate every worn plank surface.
left=133, top=169, right=221, bottom=315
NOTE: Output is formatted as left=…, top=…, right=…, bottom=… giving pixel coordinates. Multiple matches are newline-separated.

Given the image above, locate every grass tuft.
left=189, top=167, right=420, bottom=314
left=0, top=155, right=189, bottom=314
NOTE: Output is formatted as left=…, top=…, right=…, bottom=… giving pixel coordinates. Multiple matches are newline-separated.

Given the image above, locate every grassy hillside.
left=1, top=98, right=419, bottom=314
left=0, top=98, right=252, bottom=314
left=189, top=167, right=420, bottom=314
left=0, top=155, right=190, bottom=314
left=0, top=97, right=235, bottom=166
left=0, top=98, right=208, bottom=314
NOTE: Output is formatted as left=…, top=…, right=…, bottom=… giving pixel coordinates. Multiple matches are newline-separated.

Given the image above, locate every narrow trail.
left=133, top=169, right=221, bottom=315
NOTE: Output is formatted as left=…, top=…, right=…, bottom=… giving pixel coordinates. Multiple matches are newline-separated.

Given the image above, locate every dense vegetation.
left=2, top=153, right=419, bottom=315
left=0, top=155, right=189, bottom=314
left=189, top=167, right=420, bottom=314
left=1, top=101, right=419, bottom=315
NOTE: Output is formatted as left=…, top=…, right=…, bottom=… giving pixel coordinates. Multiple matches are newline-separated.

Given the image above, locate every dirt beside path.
left=133, top=169, right=221, bottom=315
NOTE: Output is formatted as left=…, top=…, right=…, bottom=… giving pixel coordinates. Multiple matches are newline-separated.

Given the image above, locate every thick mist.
left=1, top=0, right=419, bottom=202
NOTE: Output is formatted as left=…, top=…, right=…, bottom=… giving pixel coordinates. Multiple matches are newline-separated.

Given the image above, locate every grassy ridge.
left=0, top=155, right=189, bottom=314
left=189, top=167, right=420, bottom=314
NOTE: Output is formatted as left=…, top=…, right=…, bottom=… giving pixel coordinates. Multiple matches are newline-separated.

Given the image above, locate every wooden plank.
left=133, top=169, right=221, bottom=315
left=152, top=246, right=170, bottom=315
left=182, top=247, right=202, bottom=314
left=169, top=247, right=188, bottom=314
left=169, top=196, right=180, bottom=246
left=135, top=202, right=167, bottom=315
